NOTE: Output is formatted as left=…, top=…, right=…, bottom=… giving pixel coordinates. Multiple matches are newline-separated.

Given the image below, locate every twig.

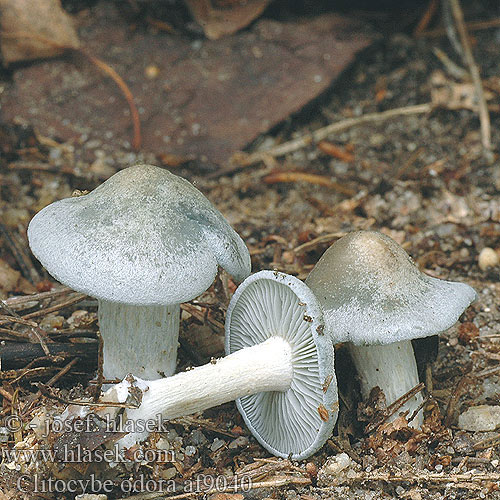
left=293, top=233, right=346, bottom=255
left=0, top=386, right=13, bottom=402
left=473, top=433, right=500, bottom=451
left=3, top=287, right=72, bottom=309
left=474, top=364, right=500, bottom=379
left=8, top=161, right=86, bottom=179
left=432, top=47, right=468, bottom=80
left=0, top=342, right=97, bottom=370
left=448, top=0, right=491, bottom=151
left=444, top=375, right=470, bottom=427
left=317, top=471, right=500, bottom=487
left=211, top=103, right=433, bottom=177
left=181, top=303, right=224, bottom=331
left=0, top=315, right=38, bottom=327
left=36, top=383, right=139, bottom=409
left=89, top=378, right=121, bottom=385
left=413, top=0, right=439, bottom=36
left=0, top=300, right=51, bottom=355
left=93, top=328, right=105, bottom=402
left=172, top=415, right=240, bottom=438
left=22, top=358, right=80, bottom=416
left=317, top=141, right=355, bottom=162
left=442, top=0, right=463, bottom=57
left=365, top=382, right=425, bottom=434
left=417, top=18, right=500, bottom=38
left=263, top=172, right=355, bottom=196
left=80, top=50, right=142, bottom=151
left=21, top=293, right=86, bottom=320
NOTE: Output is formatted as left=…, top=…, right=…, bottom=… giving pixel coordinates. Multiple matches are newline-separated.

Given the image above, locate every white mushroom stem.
left=98, top=300, right=180, bottom=380
left=348, top=340, right=424, bottom=428
left=116, top=337, right=293, bottom=448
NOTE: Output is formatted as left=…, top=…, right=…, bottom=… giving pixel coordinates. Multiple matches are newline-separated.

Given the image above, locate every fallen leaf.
left=184, top=0, right=270, bottom=39
left=0, top=0, right=79, bottom=65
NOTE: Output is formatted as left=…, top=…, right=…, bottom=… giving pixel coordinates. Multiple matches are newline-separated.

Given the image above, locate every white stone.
left=478, top=247, right=499, bottom=271
left=322, top=452, right=352, bottom=475
left=458, top=405, right=500, bottom=431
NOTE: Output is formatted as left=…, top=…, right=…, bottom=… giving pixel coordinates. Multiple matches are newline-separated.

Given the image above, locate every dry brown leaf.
left=0, top=0, right=80, bottom=65
left=184, top=0, right=270, bottom=39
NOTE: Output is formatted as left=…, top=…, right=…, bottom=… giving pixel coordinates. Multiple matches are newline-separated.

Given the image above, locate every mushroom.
left=305, top=231, right=476, bottom=427
left=106, top=271, right=338, bottom=460
left=27, top=164, right=251, bottom=380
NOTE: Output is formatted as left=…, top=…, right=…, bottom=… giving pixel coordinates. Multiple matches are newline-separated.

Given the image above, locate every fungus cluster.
left=29, top=167, right=477, bottom=460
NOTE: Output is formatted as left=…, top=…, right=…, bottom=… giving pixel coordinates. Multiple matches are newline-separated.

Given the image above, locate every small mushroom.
left=27, top=164, right=250, bottom=380
left=108, top=271, right=338, bottom=460
left=305, top=231, right=476, bottom=427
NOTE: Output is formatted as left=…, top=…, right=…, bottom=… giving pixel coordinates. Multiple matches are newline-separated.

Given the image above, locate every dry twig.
left=413, top=0, right=439, bottom=36
left=0, top=299, right=51, bottom=355
left=213, top=103, right=433, bottom=177
left=293, top=233, right=346, bottom=255
left=3, top=287, right=72, bottom=309
left=448, top=0, right=491, bottom=151
left=20, top=293, right=86, bottom=320
left=365, top=382, right=426, bottom=434
left=417, top=18, right=500, bottom=38
left=263, top=171, right=355, bottom=196
left=81, top=50, right=142, bottom=151
left=318, top=470, right=500, bottom=487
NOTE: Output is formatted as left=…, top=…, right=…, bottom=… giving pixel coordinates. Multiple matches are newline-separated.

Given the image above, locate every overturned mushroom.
left=28, top=164, right=250, bottom=380
left=305, top=231, right=476, bottom=427
left=104, top=271, right=338, bottom=460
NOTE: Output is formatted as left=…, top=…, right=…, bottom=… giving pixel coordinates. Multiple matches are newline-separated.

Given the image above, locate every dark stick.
left=0, top=342, right=97, bottom=370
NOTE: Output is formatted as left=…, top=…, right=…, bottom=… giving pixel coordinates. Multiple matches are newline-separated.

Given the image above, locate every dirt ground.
left=0, top=1, right=499, bottom=499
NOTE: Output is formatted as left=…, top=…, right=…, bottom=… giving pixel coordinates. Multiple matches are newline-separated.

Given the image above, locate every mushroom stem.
left=117, top=336, right=293, bottom=447
left=348, top=340, right=424, bottom=427
left=98, top=300, right=180, bottom=380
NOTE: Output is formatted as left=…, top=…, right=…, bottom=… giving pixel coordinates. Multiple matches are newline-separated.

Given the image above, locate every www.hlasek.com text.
left=2, top=443, right=174, bottom=465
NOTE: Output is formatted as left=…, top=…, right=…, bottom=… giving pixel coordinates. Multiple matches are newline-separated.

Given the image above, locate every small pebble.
left=156, top=438, right=170, bottom=450
left=478, top=247, right=499, bottom=271
left=189, top=429, right=208, bottom=446
left=145, top=65, right=160, bottom=79
left=435, top=464, right=443, bottom=472
left=228, top=436, right=248, bottom=449
left=166, top=429, right=178, bottom=440
left=0, top=427, right=10, bottom=443
left=305, top=462, right=317, bottom=478
left=210, top=438, right=225, bottom=452
left=322, top=452, right=352, bottom=475
left=185, top=445, right=197, bottom=456
left=160, top=467, right=177, bottom=480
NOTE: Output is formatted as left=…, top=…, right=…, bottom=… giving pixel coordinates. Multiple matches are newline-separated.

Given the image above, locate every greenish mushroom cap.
left=28, top=164, right=251, bottom=305
left=306, top=231, right=477, bottom=345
